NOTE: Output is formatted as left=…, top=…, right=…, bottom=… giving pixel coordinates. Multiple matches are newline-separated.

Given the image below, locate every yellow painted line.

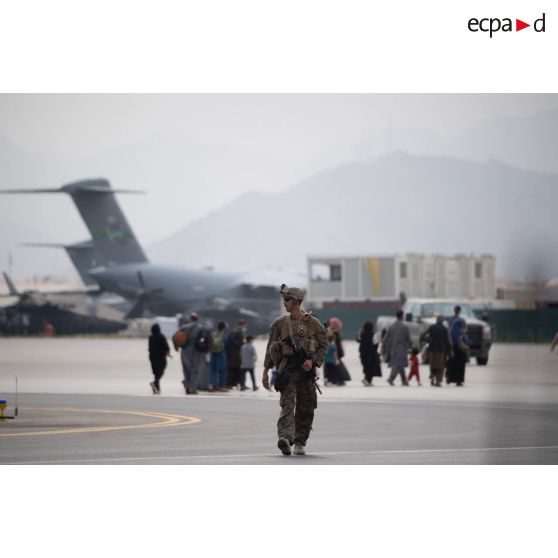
left=0, top=407, right=201, bottom=438
left=4, top=443, right=558, bottom=465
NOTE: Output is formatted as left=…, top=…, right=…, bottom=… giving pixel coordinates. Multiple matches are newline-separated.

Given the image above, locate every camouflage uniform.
left=264, top=310, right=327, bottom=447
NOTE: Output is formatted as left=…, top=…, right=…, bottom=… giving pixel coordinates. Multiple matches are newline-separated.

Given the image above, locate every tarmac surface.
left=1, top=338, right=557, bottom=464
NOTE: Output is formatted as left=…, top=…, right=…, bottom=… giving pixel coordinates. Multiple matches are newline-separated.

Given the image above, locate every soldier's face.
left=283, top=297, right=295, bottom=312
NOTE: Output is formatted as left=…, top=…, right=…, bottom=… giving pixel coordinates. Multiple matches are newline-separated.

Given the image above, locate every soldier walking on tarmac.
left=262, top=285, right=327, bottom=456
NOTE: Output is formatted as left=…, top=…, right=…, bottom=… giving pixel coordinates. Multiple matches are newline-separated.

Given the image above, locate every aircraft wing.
left=0, top=187, right=144, bottom=194
left=1, top=272, right=102, bottom=298
left=33, top=286, right=103, bottom=296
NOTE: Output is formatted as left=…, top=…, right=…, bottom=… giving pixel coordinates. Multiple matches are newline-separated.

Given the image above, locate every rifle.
left=279, top=335, right=322, bottom=395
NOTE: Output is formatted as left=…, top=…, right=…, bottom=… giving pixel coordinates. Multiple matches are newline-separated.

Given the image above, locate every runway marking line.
left=4, top=443, right=558, bottom=465
left=0, top=407, right=202, bottom=438
left=318, top=398, right=558, bottom=413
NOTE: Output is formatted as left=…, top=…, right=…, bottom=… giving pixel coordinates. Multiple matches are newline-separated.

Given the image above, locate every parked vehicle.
left=376, top=298, right=492, bottom=365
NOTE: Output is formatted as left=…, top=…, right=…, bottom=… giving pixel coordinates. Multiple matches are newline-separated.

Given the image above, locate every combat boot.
left=277, top=437, right=292, bottom=455
left=293, top=443, right=306, bottom=455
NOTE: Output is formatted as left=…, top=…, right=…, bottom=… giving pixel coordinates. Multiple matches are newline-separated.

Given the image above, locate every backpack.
left=172, top=329, right=189, bottom=350
left=210, top=330, right=225, bottom=353
left=194, top=328, right=212, bottom=353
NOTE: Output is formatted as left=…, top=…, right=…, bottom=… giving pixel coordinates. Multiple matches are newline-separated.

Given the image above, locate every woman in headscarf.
left=327, top=317, right=351, bottom=385
left=148, top=323, right=171, bottom=394
left=446, top=319, right=469, bottom=387
left=356, top=320, right=382, bottom=386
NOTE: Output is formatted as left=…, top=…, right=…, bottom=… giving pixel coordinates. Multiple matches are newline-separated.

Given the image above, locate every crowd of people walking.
left=332, top=305, right=472, bottom=389
left=147, top=305, right=474, bottom=394
left=147, top=312, right=260, bottom=395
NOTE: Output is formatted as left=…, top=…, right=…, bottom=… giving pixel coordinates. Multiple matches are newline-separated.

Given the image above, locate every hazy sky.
left=1, top=94, right=557, bottom=280
left=2, top=94, right=558, bottom=159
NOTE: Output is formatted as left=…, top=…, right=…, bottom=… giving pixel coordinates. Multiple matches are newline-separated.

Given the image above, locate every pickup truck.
left=376, top=298, right=492, bottom=365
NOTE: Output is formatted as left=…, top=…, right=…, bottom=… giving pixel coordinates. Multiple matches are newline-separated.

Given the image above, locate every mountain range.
left=148, top=151, right=558, bottom=283
left=1, top=104, right=557, bottom=282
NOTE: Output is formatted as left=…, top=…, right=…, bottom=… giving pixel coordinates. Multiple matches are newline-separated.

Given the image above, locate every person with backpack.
left=262, top=285, right=327, bottom=456
left=209, top=321, right=228, bottom=392
left=176, top=312, right=204, bottom=394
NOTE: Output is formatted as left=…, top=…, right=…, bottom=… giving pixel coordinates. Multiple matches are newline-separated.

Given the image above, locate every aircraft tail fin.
left=1, top=179, right=148, bottom=267
left=2, top=271, right=19, bottom=295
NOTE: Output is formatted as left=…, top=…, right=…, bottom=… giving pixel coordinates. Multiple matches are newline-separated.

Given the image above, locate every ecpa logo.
left=468, top=12, right=546, bottom=37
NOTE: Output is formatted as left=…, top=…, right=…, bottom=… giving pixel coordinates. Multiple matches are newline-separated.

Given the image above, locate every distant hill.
left=445, top=107, right=558, bottom=175
left=2, top=103, right=557, bottom=284
left=148, top=152, right=558, bottom=283
left=393, top=107, right=558, bottom=176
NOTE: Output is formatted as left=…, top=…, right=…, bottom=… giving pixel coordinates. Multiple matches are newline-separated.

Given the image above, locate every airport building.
left=307, top=253, right=496, bottom=306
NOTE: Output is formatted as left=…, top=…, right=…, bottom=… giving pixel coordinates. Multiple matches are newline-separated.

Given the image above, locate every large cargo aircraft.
left=1, top=179, right=280, bottom=331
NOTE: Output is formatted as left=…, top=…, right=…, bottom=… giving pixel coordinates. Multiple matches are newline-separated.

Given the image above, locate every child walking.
left=240, top=335, right=259, bottom=391
left=408, top=347, right=421, bottom=386
left=324, top=334, right=342, bottom=386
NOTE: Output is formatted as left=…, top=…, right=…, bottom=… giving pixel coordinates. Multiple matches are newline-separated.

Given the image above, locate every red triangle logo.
left=516, top=19, right=530, bottom=31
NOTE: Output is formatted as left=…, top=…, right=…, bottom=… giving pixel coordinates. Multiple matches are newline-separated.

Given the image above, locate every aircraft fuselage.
left=89, top=263, right=240, bottom=315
